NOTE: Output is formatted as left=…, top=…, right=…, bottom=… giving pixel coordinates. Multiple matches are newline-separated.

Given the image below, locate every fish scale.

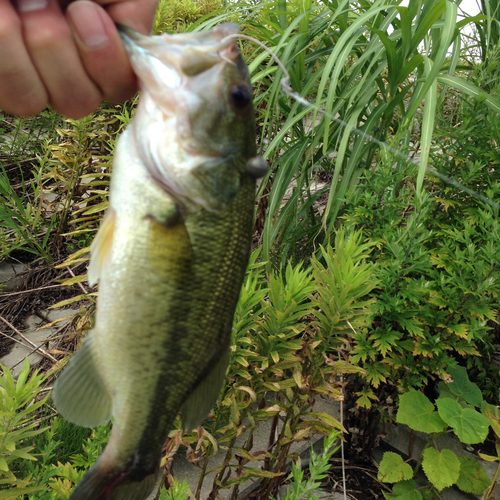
left=52, top=23, right=267, bottom=500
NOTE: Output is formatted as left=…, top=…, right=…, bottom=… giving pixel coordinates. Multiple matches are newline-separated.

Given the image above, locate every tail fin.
left=69, top=458, right=161, bottom=500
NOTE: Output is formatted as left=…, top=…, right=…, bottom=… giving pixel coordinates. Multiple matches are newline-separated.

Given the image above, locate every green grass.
left=183, top=0, right=500, bottom=270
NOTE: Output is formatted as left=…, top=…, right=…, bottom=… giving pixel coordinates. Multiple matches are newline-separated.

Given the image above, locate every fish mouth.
left=117, top=24, right=252, bottom=211
left=117, top=24, right=241, bottom=82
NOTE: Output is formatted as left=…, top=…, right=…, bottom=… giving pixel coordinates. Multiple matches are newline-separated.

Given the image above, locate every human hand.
left=0, top=0, right=158, bottom=118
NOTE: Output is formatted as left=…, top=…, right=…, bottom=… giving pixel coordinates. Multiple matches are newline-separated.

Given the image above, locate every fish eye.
left=228, top=83, right=252, bottom=110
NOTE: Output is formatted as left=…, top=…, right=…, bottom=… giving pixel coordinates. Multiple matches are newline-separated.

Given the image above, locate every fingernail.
left=67, top=1, right=109, bottom=50
left=17, top=0, right=48, bottom=12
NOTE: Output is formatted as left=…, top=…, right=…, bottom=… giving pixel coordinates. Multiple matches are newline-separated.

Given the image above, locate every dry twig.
left=0, top=315, right=57, bottom=362
left=0, top=284, right=62, bottom=297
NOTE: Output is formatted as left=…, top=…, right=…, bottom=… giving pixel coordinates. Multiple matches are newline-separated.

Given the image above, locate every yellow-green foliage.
left=154, top=0, right=224, bottom=35
left=0, top=360, right=47, bottom=498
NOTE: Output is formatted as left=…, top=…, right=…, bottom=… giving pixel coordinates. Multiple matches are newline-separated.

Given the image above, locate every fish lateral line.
left=222, top=33, right=499, bottom=211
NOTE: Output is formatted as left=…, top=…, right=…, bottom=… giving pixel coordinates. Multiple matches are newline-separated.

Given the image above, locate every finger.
left=0, top=0, right=47, bottom=116
left=18, top=0, right=102, bottom=118
left=66, top=1, right=137, bottom=104
left=96, top=0, right=158, bottom=34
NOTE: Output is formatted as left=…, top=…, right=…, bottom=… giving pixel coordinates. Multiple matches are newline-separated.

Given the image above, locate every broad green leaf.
left=417, top=57, right=437, bottom=198
left=11, top=446, right=36, bottom=460
left=383, top=480, right=423, bottom=500
left=478, top=452, right=498, bottom=462
left=59, top=274, right=89, bottom=286
left=409, top=0, right=446, bottom=53
left=320, top=2, right=396, bottom=153
left=437, top=381, right=454, bottom=400
left=422, top=448, right=460, bottom=491
left=446, top=366, right=483, bottom=407
left=407, top=0, right=458, bottom=121
left=0, top=457, right=8, bottom=471
left=307, top=412, right=346, bottom=432
left=436, top=398, right=489, bottom=444
left=396, top=391, right=446, bottom=433
left=437, top=74, right=500, bottom=113
left=371, top=29, right=398, bottom=93
left=455, top=457, right=489, bottom=495
left=420, top=488, right=438, bottom=499
left=484, top=405, right=500, bottom=438
left=378, top=452, right=413, bottom=483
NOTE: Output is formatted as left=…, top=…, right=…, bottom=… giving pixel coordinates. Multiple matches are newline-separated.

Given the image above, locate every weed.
left=276, top=431, right=340, bottom=500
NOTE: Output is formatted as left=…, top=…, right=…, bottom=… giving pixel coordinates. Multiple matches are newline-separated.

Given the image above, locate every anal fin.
left=88, top=208, right=116, bottom=287
left=180, top=348, right=230, bottom=431
left=53, top=333, right=112, bottom=428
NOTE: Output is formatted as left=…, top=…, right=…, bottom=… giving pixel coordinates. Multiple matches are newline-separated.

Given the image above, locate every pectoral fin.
left=88, top=208, right=116, bottom=287
left=52, top=333, right=112, bottom=428
left=180, top=348, right=230, bottom=431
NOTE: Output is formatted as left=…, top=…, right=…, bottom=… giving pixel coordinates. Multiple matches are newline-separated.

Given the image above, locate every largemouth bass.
left=52, top=23, right=267, bottom=500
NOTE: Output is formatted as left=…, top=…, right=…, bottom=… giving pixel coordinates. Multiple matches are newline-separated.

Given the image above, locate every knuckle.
left=27, top=23, right=70, bottom=51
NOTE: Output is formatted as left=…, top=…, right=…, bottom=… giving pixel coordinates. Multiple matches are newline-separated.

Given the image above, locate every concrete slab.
left=0, top=307, right=80, bottom=377
left=277, top=483, right=348, bottom=499
left=0, top=261, right=28, bottom=291
left=277, top=487, right=347, bottom=499
left=0, top=329, right=54, bottom=378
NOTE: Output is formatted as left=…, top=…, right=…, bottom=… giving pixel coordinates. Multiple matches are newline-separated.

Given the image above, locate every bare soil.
left=322, top=458, right=391, bottom=499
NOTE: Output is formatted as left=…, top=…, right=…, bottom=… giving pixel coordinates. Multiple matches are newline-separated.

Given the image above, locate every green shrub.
left=342, top=142, right=500, bottom=400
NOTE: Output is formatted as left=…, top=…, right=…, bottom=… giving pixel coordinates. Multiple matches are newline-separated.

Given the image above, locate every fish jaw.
left=118, top=23, right=242, bottom=82
left=118, top=24, right=258, bottom=212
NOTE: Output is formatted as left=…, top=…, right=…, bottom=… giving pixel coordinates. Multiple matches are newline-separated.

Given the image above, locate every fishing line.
left=220, top=34, right=499, bottom=210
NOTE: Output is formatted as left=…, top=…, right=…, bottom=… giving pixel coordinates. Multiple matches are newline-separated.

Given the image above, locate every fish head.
left=119, top=24, right=267, bottom=211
